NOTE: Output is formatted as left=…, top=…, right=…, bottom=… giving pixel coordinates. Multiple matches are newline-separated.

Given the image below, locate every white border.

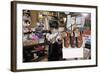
left=17, top=3, right=96, bottom=69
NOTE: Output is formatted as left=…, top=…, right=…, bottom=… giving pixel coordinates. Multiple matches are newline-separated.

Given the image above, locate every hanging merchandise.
left=71, top=17, right=75, bottom=25
left=66, top=15, right=72, bottom=30
left=73, top=27, right=83, bottom=48
left=76, top=16, right=85, bottom=28
left=44, top=14, right=49, bottom=30
left=64, top=32, right=70, bottom=48
left=77, top=35, right=83, bottom=48
left=70, top=32, right=76, bottom=48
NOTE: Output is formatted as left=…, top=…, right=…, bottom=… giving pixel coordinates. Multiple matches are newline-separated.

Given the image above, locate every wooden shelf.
left=23, top=30, right=50, bottom=34
left=23, top=42, right=46, bottom=48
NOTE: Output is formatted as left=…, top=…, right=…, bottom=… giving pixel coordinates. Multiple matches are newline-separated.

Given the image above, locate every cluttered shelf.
left=23, top=40, right=46, bottom=47
left=23, top=38, right=48, bottom=62
left=23, top=44, right=47, bottom=62
left=23, top=30, right=50, bottom=34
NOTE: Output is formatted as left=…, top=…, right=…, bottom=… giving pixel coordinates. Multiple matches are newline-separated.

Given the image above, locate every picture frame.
left=11, top=1, right=98, bottom=72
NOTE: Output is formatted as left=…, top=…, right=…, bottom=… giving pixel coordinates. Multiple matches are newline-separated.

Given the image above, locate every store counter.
left=63, top=47, right=83, bottom=59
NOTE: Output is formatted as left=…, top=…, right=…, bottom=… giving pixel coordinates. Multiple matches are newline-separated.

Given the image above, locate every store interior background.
left=23, top=10, right=91, bottom=62
left=0, top=0, right=100, bottom=73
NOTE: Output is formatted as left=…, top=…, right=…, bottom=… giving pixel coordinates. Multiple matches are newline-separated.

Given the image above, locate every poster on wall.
left=11, top=1, right=98, bottom=72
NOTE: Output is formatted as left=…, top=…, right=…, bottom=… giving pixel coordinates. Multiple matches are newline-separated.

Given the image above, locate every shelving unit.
left=23, top=43, right=47, bottom=62
left=22, top=10, right=48, bottom=62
